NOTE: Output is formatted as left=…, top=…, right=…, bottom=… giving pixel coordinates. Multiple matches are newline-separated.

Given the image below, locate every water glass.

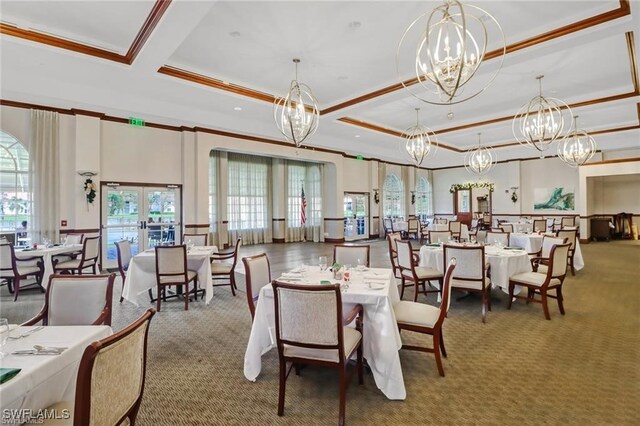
left=319, top=256, right=328, bottom=271
left=0, top=318, right=9, bottom=358
left=186, top=240, right=194, bottom=252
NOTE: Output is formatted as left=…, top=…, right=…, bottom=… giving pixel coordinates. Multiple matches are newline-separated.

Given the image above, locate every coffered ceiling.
left=1, top=0, right=638, bottom=168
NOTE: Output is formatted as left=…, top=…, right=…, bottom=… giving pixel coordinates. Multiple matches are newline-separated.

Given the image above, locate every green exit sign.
left=129, top=117, right=145, bottom=127
left=357, top=155, right=364, bottom=160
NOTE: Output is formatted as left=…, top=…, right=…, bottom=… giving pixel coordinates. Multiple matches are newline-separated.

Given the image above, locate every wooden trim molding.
left=60, top=228, right=100, bottom=234
left=185, top=224, right=210, bottom=229
left=272, top=218, right=286, bottom=222
left=320, top=1, right=632, bottom=115
left=0, top=0, right=171, bottom=65
left=272, top=238, right=285, bottom=243
left=324, top=218, right=345, bottom=221
left=580, top=157, right=640, bottom=166
left=324, top=238, right=345, bottom=243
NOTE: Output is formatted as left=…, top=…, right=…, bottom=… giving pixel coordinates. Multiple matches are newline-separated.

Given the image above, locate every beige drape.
left=30, top=109, right=59, bottom=243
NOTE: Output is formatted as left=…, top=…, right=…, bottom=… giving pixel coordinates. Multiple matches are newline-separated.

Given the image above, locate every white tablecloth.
left=15, top=245, right=83, bottom=286
left=122, top=246, right=217, bottom=305
left=504, top=222, right=533, bottom=233
left=509, top=233, right=544, bottom=253
left=393, top=220, right=408, bottom=232
left=419, top=244, right=532, bottom=293
left=0, top=325, right=112, bottom=423
left=244, top=267, right=406, bottom=400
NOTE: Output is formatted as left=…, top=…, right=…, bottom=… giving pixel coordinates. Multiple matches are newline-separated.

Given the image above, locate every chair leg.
left=156, top=286, right=162, bottom=312
left=433, top=331, right=445, bottom=377
left=230, top=273, right=236, bottom=296
left=569, top=254, right=576, bottom=276
left=338, top=367, right=347, bottom=426
left=487, top=286, right=492, bottom=312
left=507, top=282, right=514, bottom=309
left=400, top=277, right=405, bottom=300
left=439, top=330, right=447, bottom=358
left=541, top=290, right=551, bottom=320
left=13, top=277, right=20, bottom=301
left=277, top=359, right=287, bottom=416
left=414, top=281, right=420, bottom=302
left=357, top=341, right=364, bottom=385
left=556, top=287, right=566, bottom=315
left=184, top=284, right=189, bottom=311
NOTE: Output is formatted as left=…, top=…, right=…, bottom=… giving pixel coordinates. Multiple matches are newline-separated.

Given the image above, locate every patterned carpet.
left=1, top=240, right=638, bottom=425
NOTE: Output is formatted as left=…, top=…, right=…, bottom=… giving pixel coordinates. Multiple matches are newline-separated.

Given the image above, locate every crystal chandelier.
left=403, top=108, right=436, bottom=166
left=397, top=0, right=505, bottom=105
left=465, top=133, right=496, bottom=177
left=274, top=59, right=319, bottom=147
left=513, top=75, right=570, bottom=155
left=557, top=116, right=597, bottom=167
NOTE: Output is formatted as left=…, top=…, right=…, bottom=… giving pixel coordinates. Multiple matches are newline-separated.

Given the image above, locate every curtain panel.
left=208, top=151, right=221, bottom=247
left=284, top=160, right=324, bottom=242
left=30, top=109, right=59, bottom=243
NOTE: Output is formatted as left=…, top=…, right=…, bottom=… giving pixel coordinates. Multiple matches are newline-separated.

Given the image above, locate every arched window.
left=383, top=174, right=404, bottom=218
left=0, top=130, right=31, bottom=244
left=415, top=176, right=432, bottom=220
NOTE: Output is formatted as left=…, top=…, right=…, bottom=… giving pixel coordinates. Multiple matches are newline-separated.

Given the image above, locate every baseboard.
left=325, top=238, right=345, bottom=243
left=272, top=238, right=285, bottom=243
left=369, top=234, right=380, bottom=239
left=579, top=238, right=590, bottom=244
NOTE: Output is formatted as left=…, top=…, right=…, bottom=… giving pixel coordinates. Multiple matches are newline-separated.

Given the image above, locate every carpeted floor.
left=1, top=240, right=638, bottom=425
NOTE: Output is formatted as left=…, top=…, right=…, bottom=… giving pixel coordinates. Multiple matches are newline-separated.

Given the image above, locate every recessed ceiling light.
left=355, top=134, right=361, bottom=138
left=348, top=21, right=362, bottom=29
left=234, top=106, right=242, bottom=111
left=229, top=31, right=241, bottom=38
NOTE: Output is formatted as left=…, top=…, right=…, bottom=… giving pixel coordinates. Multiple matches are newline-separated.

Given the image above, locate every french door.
left=344, top=193, right=369, bottom=241
left=101, top=184, right=181, bottom=269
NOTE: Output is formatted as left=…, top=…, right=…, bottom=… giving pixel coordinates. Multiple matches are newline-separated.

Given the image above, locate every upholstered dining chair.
left=63, top=233, right=84, bottom=245
left=210, top=237, right=242, bottom=296
left=443, top=244, right=492, bottom=323
left=53, top=235, right=100, bottom=275
left=556, top=229, right=578, bottom=275
left=0, top=242, right=44, bottom=301
left=448, top=220, right=462, bottom=240
left=435, top=218, right=448, bottom=225
left=533, top=219, right=547, bottom=233
left=530, top=236, right=567, bottom=272
left=397, top=240, right=442, bottom=302
left=500, top=223, right=514, bottom=233
left=242, top=253, right=271, bottom=322
left=429, top=230, right=452, bottom=244
left=271, top=281, right=363, bottom=426
left=486, top=231, right=510, bottom=246
left=42, top=308, right=156, bottom=426
left=387, top=232, right=403, bottom=278
left=333, top=244, right=370, bottom=268
left=393, top=258, right=456, bottom=376
left=155, top=245, right=198, bottom=311
left=508, top=243, right=571, bottom=320
left=561, top=216, right=575, bottom=228
left=383, top=218, right=394, bottom=236
left=407, top=218, right=420, bottom=240
left=114, top=240, right=132, bottom=303
left=22, top=274, right=115, bottom=326
left=482, top=213, right=492, bottom=229
left=183, top=233, right=208, bottom=247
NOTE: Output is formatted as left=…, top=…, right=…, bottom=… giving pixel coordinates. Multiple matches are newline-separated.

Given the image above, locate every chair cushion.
left=55, top=259, right=95, bottom=270
left=394, top=300, right=440, bottom=328
left=158, top=270, right=197, bottom=284
left=211, top=263, right=233, bottom=274
left=283, top=327, right=361, bottom=363
left=451, top=277, right=490, bottom=291
left=0, top=265, right=41, bottom=278
left=510, top=271, right=561, bottom=287
left=401, top=267, right=442, bottom=280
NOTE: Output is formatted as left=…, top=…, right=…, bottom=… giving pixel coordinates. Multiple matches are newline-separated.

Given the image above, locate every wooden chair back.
left=500, top=224, right=514, bottom=233
left=429, top=231, right=452, bottom=244
left=486, top=232, right=509, bottom=246
left=242, top=253, right=271, bottom=321
left=533, top=219, right=547, bottom=233
left=114, top=240, right=132, bottom=281
left=333, top=244, right=370, bottom=267
left=183, top=233, right=208, bottom=246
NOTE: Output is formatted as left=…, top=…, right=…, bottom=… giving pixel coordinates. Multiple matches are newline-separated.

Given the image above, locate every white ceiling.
left=0, top=0, right=638, bottom=169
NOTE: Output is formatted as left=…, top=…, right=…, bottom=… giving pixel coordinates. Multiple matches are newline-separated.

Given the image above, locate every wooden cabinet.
left=590, top=218, right=612, bottom=241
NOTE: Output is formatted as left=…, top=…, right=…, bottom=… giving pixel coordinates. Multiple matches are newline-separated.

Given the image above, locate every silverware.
left=8, top=326, right=44, bottom=340
left=12, top=345, right=67, bottom=356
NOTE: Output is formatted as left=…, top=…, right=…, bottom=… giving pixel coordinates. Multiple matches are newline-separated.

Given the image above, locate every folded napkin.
left=280, top=272, right=303, bottom=279
left=363, top=274, right=388, bottom=281
left=0, top=368, right=21, bottom=384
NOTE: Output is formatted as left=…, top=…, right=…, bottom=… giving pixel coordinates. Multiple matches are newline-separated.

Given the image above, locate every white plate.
left=365, top=282, right=386, bottom=290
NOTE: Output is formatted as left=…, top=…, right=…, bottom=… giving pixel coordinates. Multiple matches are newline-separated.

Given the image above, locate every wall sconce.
left=510, top=186, right=519, bottom=204
left=410, top=191, right=416, bottom=205
left=373, top=189, right=380, bottom=204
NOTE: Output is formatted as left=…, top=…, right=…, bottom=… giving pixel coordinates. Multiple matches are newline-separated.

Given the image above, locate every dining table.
left=0, top=325, right=112, bottom=424
left=426, top=223, right=470, bottom=240
left=121, top=245, right=218, bottom=305
left=419, top=243, right=532, bottom=293
left=14, top=244, right=83, bottom=286
left=244, top=266, right=406, bottom=400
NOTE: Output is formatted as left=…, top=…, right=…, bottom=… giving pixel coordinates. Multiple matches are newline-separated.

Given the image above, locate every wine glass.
left=470, top=235, right=477, bottom=244
left=356, top=258, right=365, bottom=271
left=0, top=318, right=9, bottom=359
left=186, top=239, right=194, bottom=252
left=319, top=256, right=328, bottom=271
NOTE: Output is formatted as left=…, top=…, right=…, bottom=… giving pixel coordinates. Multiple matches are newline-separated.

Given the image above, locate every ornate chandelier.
left=397, top=0, right=505, bottom=105
left=274, top=59, right=319, bottom=147
left=513, top=75, right=570, bottom=155
left=403, top=108, right=436, bottom=166
left=557, top=116, right=597, bottom=167
left=465, top=133, right=496, bottom=177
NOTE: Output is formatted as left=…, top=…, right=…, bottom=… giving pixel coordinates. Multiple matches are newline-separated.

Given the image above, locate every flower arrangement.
left=449, top=182, right=494, bottom=193
left=84, top=178, right=97, bottom=204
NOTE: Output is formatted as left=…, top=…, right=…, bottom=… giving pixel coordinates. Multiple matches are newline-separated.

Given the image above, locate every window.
left=383, top=174, right=404, bottom=218
left=208, top=151, right=218, bottom=233
left=227, top=153, right=270, bottom=232
left=415, top=176, right=432, bottom=220
left=286, top=161, right=322, bottom=242
left=0, top=130, right=31, bottom=244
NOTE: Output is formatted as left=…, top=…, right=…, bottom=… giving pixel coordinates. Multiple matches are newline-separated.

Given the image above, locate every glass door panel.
left=101, top=185, right=181, bottom=269
left=344, top=193, right=369, bottom=241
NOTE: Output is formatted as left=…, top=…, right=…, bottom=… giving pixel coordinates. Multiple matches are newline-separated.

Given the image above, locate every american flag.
left=300, top=184, right=307, bottom=226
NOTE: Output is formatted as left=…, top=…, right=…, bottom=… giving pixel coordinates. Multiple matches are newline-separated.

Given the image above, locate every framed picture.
left=534, top=187, right=575, bottom=211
